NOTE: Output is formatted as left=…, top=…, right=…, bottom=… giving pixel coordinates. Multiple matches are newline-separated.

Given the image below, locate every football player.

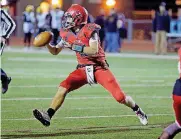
left=0, top=9, right=16, bottom=93
left=23, top=5, right=35, bottom=50
left=159, top=48, right=181, bottom=139
left=33, top=4, right=148, bottom=126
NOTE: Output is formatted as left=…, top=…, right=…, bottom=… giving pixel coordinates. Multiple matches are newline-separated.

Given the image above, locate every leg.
left=155, top=31, right=160, bottom=55
left=49, top=68, right=88, bottom=112
left=172, top=79, right=181, bottom=126
left=51, top=29, right=59, bottom=45
left=95, top=69, right=125, bottom=103
left=99, top=30, right=105, bottom=48
left=27, top=33, right=32, bottom=47
left=173, top=95, right=181, bottom=128
left=105, top=32, right=111, bottom=52
left=159, top=79, right=181, bottom=139
left=95, top=69, right=148, bottom=125
left=33, top=68, right=87, bottom=126
left=159, top=95, right=181, bottom=139
left=24, top=33, right=28, bottom=47
left=160, top=31, right=167, bottom=55
left=111, top=33, right=120, bottom=53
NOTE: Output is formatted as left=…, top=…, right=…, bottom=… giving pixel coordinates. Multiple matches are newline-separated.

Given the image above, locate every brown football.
left=33, top=31, right=53, bottom=47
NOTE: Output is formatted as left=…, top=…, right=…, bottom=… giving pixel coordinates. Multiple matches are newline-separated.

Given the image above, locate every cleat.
left=2, top=77, right=11, bottom=94
left=33, top=109, right=50, bottom=126
left=135, top=108, right=148, bottom=125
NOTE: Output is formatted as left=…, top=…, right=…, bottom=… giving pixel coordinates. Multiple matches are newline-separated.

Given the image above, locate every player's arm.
left=72, top=32, right=99, bottom=55
left=1, top=9, right=16, bottom=39
left=46, top=43, right=62, bottom=55
left=83, top=32, right=99, bottom=55
left=46, top=39, right=71, bottom=55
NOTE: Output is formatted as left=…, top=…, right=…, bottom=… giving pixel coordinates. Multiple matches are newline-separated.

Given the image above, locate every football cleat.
left=135, top=108, right=148, bottom=125
left=33, top=109, right=50, bottom=126
left=2, top=77, right=11, bottom=94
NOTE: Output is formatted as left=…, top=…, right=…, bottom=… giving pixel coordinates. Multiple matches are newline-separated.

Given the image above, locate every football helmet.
left=62, top=4, right=88, bottom=29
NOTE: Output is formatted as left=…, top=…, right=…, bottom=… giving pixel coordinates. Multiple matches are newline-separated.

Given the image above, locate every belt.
left=76, top=60, right=109, bottom=70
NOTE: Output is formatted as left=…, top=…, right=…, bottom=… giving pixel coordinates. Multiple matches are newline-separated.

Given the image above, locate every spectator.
left=178, top=8, right=181, bottom=21
left=23, top=5, right=35, bottom=50
left=117, top=13, right=127, bottom=52
left=45, top=8, right=52, bottom=31
left=153, top=2, right=170, bottom=55
left=88, top=13, right=95, bottom=23
left=36, top=6, right=47, bottom=34
left=95, top=9, right=105, bottom=47
left=105, top=8, right=119, bottom=53
left=50, top=5, right=64, bottom=45
left=151, top=10, right=156, bottom=43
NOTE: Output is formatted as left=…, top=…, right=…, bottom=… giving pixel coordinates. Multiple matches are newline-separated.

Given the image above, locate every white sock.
left=124, top=96, right=136, bottom=109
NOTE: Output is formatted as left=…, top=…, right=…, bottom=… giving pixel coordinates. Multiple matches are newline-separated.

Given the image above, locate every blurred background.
left=1, top=2, right=181, bottom=138
left=1, top=0, right=181, bottom=53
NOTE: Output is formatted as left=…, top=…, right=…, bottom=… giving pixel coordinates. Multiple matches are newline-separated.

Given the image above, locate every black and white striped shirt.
left=0, top=9, right=16, bottom=39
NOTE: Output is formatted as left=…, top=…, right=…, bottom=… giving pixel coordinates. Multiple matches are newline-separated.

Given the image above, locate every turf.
left=1, top=50, right=181, bottom=139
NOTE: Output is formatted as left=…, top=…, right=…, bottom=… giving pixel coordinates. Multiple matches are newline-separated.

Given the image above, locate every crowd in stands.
left=2, top=2, right=181, bottom=54
left=22, top=4, right=126, bottom=53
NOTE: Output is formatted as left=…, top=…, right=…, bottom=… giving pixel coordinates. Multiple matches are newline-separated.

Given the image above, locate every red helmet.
left=62, top=4, right=88, bottom=29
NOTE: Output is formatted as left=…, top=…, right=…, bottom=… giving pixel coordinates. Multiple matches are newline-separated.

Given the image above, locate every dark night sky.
left=135, top=0, right=178, bottom=11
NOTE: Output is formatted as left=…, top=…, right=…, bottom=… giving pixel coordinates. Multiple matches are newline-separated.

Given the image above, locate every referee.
left=0, top=8, right=16, bottom=94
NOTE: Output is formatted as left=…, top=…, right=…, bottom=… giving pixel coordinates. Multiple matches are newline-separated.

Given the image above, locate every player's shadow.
left=1, top=126, right=149, bottom=139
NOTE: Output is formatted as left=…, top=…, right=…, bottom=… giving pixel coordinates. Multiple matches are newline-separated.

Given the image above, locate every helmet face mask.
left=61, top=4, right=88, bottom=30
left=62, top=12, right=75, bottom=29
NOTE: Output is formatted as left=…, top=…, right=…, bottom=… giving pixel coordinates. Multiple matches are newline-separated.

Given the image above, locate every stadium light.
left=106, top=0, right=116, bottom=7
left=176, top=0, right=181, bottom=5
left=1, top=0, right=8, bottom=6
left=40, top=2, right=50, bottom=13
left=52, top=0, right=59, bottom=5
left=51, top=0, right=62, bottom=8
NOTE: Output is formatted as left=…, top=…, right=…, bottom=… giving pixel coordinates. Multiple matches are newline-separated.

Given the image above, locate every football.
left=33, top=31, right=53, bottom=47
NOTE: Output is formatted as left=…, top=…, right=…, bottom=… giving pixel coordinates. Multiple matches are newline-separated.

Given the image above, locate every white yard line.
left=1, top=105, right=171, bottom=113
left=4, top=48, right=178, bottom=60
left=0, top=124, right=166, bottom=132
left=1, top=96, right=171, bottom=101
left=1, top=113, right=173, bottom=121
left=10, top=74, right=177, bottom=79
left=7, top=57, right=77, bottom=63
left=8, top=83, right=173, bottom=88
left=7, top=75, right=177, bottom=79
left=1, top=96, right=111, bottom=101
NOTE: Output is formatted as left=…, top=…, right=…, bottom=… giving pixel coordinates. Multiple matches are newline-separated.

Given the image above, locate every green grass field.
left=1, top=50, right=181, bottom=139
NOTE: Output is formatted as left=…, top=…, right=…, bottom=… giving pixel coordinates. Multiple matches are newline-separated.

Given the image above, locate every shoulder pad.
left=59, top=29, right=76, bottom=44
left=83, top=23, right=101, bottom=38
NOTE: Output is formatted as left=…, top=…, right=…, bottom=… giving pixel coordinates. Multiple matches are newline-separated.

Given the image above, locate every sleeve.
left=89, top=32, right=99, bottom=46
left=0, top=9, right=16, bottom=39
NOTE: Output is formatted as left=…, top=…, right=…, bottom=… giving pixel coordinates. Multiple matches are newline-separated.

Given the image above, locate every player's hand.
left=0, top=36, right=6, bottom=44
left=0, top=37, right=6, bottom=48
left=56, top=39, right=72, bottom=48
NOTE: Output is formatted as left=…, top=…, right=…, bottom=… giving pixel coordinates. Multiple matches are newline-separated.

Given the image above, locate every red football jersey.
left=178, top=48, right=181, bottom=78
left=75, top=23, right=106, bottom=66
